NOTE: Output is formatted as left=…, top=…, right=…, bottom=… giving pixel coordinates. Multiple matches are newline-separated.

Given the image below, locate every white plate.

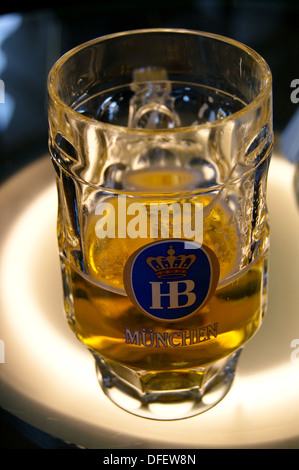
left=0, top=153, right=299, bottom=449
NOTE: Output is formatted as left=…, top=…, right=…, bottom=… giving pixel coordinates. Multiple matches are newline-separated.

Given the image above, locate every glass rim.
left=47, top=28, right=272, bottom=135
left=51, top=145, right=272, bottom=195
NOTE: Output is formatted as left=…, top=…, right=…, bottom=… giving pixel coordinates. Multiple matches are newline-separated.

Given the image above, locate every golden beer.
left=59, top=166, right=269, bottom=385
left=48, top=29, right=272, bottom=418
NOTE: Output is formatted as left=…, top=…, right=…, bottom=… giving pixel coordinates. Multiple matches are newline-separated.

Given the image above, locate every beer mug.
left=48, top=29, right=272, bottom=420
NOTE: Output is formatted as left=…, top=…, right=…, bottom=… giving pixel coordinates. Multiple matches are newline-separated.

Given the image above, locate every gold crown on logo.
left=146, top=245, right=196, bottom=279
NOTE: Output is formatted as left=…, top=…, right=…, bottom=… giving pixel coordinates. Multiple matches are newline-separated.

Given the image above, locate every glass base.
left=94, top=349, right=242, bottom=420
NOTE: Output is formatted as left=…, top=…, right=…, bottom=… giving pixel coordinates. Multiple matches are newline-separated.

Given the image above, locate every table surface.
left=0, top=152, right=299, bottom=449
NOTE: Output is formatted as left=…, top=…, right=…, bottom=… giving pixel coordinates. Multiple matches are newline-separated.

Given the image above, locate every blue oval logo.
left=124, top=239, right=219, bottom=322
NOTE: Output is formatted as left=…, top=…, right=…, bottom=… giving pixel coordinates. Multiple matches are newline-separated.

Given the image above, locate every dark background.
left=0, top=0, right=298, bottom=182
left=0, top=0, right=298, bottom=448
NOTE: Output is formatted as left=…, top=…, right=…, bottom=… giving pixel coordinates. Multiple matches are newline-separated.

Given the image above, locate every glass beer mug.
left=48, top=29, right=273, bottom=420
